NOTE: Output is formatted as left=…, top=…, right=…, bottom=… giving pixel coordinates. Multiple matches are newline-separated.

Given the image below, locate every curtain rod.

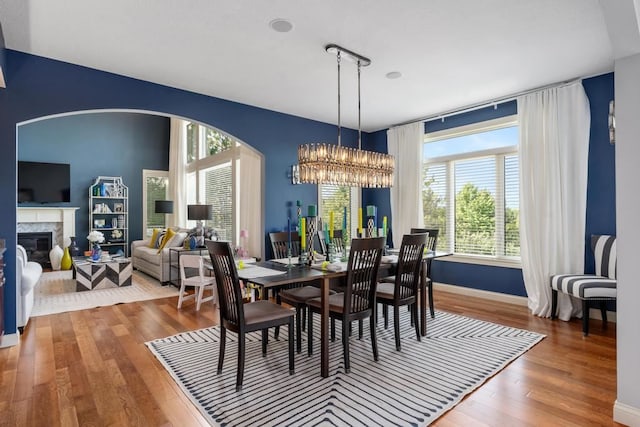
left=391, top=77, right=583, bottom=128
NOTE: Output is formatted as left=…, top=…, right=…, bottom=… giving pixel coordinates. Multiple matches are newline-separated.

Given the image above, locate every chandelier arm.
left=357, top=60, right=362, bottom=150
left=337, top=52, right=341, bottom=147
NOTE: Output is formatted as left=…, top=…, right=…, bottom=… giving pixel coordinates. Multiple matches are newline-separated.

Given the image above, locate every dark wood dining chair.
left=381, top=227, right=439, bottom=318
left=411, top=228, right=439, bottom=318
left=376, top=233, right=427, bottom=350
left=270, top=231, right=334, bottom=353
left=306, top=236, right=385, bottom=373
left=205, top=240, right=295, bottom=391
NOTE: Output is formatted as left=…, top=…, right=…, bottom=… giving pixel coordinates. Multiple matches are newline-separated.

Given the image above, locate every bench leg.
left=551, top=289, right=558, bottom=319
left=600, top=301, right=608, bottom=328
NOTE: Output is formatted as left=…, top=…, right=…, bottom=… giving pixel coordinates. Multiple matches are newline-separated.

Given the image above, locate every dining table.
left=235, top=251, right=451, bottom=378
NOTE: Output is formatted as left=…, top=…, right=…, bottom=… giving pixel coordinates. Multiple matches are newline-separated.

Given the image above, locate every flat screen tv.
left=18, top=161, right=71, bottom=203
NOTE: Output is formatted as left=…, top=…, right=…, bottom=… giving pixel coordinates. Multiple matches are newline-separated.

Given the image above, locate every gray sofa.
left=131, top=230, right=188, bottom=283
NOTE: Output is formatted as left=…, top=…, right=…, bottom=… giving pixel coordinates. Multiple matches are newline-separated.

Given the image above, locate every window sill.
left=435, top=254, right=521, bottom=269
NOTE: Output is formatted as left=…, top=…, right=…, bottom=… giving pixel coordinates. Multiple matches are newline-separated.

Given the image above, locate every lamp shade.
left=188, top=204, right=212, bottom=221
left=154, top=200, right=174, bottom=214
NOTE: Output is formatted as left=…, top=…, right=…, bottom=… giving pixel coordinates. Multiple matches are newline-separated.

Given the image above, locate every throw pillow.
left=154, top=231, right=166, bottom=248
left=166, top=231, right=187, bottom=248
left=148, top=229, right=161, bottom=248
left=157, top=228, right=176, bottom=253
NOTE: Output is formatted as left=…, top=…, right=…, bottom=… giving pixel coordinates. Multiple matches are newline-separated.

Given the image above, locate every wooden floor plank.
left=0, top=282, right=623, bottom=426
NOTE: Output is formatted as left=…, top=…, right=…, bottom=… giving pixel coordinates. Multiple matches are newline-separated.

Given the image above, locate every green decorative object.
left=61, top=247, right=72, bottom=270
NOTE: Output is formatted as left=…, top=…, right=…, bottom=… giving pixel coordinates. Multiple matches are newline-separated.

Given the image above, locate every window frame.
left=424, top=115, right=521, bottom=268
left=317, top=184, right=361, bottom=239
left=142, top=169, right=169, bottom=237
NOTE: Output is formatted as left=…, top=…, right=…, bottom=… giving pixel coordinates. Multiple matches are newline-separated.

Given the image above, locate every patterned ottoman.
left=74, top=258, right=133, bottom=291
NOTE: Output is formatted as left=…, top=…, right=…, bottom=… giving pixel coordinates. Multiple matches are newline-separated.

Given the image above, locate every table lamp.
left=188, top=204, right=212, bottom=227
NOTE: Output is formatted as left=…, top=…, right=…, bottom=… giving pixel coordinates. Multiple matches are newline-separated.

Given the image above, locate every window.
left=142, top=170, right=168, bottom=236
left=422, top=116, right=520, bottom=263
left=318, top=184, right=359, bottom=241
left=185, top=122, right=238, bottom=241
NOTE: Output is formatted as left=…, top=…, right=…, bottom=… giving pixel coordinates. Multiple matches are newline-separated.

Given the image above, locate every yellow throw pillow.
left=148, top=229, right=161, bottom=248
left=157, top=228, right=176, bottom=253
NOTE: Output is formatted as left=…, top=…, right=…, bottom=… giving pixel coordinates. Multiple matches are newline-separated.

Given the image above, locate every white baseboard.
left=614, top=400, right=640, bottom=426
left=0, top=332, right=20, bottom=348
left=433, top=282, right=529, bottom=306
left=433, top=282, right=617, bottom=322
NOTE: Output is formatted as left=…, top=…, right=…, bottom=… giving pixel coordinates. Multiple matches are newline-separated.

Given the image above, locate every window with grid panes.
left=318, top=184, right=355, bottom=241
left=185, top=121, right=237, bottom=240
left=423, top=116, right=520, bottom=260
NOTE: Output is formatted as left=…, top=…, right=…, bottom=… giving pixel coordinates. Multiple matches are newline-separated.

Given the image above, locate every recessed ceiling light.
left=269, top=18, right=293, bottom=33
left=386, top=71, right=402, bottom=79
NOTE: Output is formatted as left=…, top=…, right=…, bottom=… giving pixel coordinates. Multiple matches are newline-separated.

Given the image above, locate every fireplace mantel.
left=17, top=207, right=79, bottom=240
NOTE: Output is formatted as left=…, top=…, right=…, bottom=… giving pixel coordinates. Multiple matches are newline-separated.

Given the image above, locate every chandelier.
left=297, top=44, right=395, bottom=188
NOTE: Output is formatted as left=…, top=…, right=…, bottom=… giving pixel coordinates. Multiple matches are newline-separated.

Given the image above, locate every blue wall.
left=0, top=50, right=361, bottom=335
left=18, top=112, right=170, bottom=249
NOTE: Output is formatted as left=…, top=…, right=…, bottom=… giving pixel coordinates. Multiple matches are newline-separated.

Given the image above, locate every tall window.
left=423, top=116, right=520, bottom=261
left=185, top=122, right=237, bottom=241
left=318, top=184, right=359, bottom=241
left=142, top=170, right=168, bottom=236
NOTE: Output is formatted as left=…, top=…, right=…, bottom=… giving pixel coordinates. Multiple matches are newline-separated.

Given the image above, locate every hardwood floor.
left=0, top=288, right=621, bottom=426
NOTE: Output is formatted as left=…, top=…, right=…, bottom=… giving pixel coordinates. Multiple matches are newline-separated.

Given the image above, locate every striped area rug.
left=147, top=310, right=544, bottom=426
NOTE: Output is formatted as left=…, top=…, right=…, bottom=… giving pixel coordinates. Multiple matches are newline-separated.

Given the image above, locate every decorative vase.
left=91, top=243, right=102, bottom=261
left=68, top=236, right=81, bottom=257
left=60, top=247, right=72, bottom=270
left=49, top=244, right=63, bottom=270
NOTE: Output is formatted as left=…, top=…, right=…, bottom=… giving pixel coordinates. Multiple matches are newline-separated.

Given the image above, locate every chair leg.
left=370, top=314, right=379, bottom=362
left=600, top=301, right=608, bottom=327
left=262, top=329, right=268, bottom=355
left=196, top=285, right=205, bottom=311
left=551, top=289, right=558, bottom=319
left=177, top=283, right=187, bottom=308
left=274, top=291, right=281, bottom=340
left=331, top=318, right=336, bottom=342
left=358, top=319, right=363, bottom=340
left=307, top=309, right=313, bottom=356
left=342, top=318, right=351, bottom=374
left=236, top=333, right=245, bottom=391
left=582, top=299, right=590, bottom=336
left=301, top=307, right=307, bottom=331
left=394, top=305, right=401, bottom=351
left=217, top=326, right=226, bottom=374
left=412, top=303, right=421, bottom=341
left=383, top=304, right=389, bottom=329
left=288, top=317, right=295, bottom=374
left=295, top=306, right=302, bottom=354
left=428, top=279, right=435, bottom=318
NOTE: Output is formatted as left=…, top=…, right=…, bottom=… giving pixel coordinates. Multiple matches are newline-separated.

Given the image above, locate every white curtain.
left=168, top=117, right=187, bottom=227
left=518, top=82, right=591, bottom=320
left=238, top=145, right=263, bottom=259
left=387, top=122, right=424, bottom=248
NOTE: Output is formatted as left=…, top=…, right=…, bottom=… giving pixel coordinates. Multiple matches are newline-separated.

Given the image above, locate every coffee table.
left=73, top=257, right=132, bottom=291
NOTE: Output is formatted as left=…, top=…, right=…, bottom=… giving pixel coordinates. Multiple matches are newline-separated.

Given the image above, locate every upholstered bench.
left=550, top=234, right=616, bottom=336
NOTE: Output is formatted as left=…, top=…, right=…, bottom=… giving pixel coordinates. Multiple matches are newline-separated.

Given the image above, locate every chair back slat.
left=395, top=234, right=428, bottom=301
left=269, top=231, right=301, bottom=258
left=344, top=237, right=385, bottom=315
left=206, top=240, right=244, bottom=327
left=179, top=254, right=205, bottom=281
left=411, top=228, right=439, bottom=253
left=591, top=235, right=616, bottom=279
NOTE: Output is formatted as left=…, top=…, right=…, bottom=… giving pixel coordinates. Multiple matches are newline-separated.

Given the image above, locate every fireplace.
left=18, top=232, right=53, bottom=268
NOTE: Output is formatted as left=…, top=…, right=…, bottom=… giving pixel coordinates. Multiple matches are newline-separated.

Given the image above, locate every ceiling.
left=0, top=0, right=622, bottom=132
